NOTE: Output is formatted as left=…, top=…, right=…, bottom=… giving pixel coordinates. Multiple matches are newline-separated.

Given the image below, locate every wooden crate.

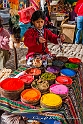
left=61, top=23, right=76, bottom=43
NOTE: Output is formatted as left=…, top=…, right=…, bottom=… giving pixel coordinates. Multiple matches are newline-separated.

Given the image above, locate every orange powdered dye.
left=26, top=68, right=41, bottom=75
left=0, top=78, right=24, bottom=91
left=21, top=88, right=41, bottom=101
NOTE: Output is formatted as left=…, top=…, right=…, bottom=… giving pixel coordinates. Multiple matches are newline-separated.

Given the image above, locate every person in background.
left=24, top=10, right=65, bottom=60
left=69, top=4, right=77, bottom=23
left=44, top=1, right=51, bottom=22
left=0, top=16, right=10, bottom=69
left=74, top=0, right=83, bottom=44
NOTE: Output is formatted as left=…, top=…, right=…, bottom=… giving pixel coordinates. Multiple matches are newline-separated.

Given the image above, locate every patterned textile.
left=0, top=97, right=52, bottom=113
left=1, top=112, right=66, bottom=124
left=0, top=65, right=83, bottom=124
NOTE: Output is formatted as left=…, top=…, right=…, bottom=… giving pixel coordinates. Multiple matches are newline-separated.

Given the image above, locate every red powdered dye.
left=69, top=58, right=81, bottom=64
left=56, top=76, right=72, bottom=85
left=19, top=74, right=34, bottom=84
left=26, top=68, right=41, bottom=75
left=0, top=78, right=24, bottom=91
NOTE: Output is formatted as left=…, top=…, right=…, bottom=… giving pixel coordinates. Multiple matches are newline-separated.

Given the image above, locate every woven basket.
left=60, top=68, right=76, bottom=79
left=40, top=101, right=62, bottom=110
left=52, top=60, right=64, bottom=69
left=1, top=86, right=24, bottom=100
left=26, top=68, right=41, bottom=79
left=56, top=76, right=72, bottom=87
left=56, top=56, right=68, bottom=63
left=46, top=66, right=60, bottom=76
left=0, top=78, right=24, bottom=100
left=31, top=79, right=49, bottom=94
left=18, top=74, right=34, bottom=89
left=65, top=63, right=79, bottom=71
left=41, top=72, right=56, bottom=86
left=21, top=88, right=41, bottom=105
left=40, top=93, right=62, bottom=110
left=21, top=98, right=40, bottom=105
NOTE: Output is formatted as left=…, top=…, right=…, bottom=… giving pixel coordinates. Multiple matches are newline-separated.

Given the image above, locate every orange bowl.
left=21, top=88, right=41, bottom=103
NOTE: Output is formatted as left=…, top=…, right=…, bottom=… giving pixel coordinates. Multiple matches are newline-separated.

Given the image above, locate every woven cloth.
left=0, top=66, right=83, bottom=124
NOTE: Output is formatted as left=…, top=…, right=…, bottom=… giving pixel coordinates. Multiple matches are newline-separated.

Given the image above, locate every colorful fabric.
left=19, top=22, right=31, bottom=38
left=63, top=97, right=79, bottom=124
left=0, top=65, right=83, bottom=124
left=30, top=0, right=40, bottom=10
left=71, top=75, right=83, bottom=124
left=34, top=112, right=67, bottom=124
left=0, top=97, right=53, bottom=113
left=1, top=112, right=65, bottom=124
left=18, top=6, right=35, bottom=24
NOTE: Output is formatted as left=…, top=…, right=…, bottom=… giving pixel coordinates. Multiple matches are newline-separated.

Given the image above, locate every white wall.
left=40, top=0, right=45, bottom=11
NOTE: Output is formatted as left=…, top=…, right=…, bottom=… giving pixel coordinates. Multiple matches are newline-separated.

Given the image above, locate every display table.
left=0, top=61, right=83, bottom=124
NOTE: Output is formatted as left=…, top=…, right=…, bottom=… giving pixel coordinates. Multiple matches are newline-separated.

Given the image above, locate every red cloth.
left=74, top=0, right=83, bottom=16
left=24, top=28, right=58, bottom=59
left=18, top=6, right=35, bottom=24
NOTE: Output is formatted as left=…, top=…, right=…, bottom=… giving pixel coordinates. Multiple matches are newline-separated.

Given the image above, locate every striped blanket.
left=0, top=97, right=52, bottom=113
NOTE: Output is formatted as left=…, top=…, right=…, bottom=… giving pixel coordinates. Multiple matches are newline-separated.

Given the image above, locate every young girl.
left=24, top=10, right=65, bottom=60
left=0, top=17, right=10, bottom=69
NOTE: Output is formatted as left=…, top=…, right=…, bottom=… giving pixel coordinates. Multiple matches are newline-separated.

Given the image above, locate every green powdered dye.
left=65, top=63, right=78, bottom=69
left=41, top=72, right=56, bottom=80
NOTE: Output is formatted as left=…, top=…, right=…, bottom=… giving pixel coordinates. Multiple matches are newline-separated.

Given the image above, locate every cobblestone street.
left=5, top=43, right=83, bottom=71
left=48, top=43, right=83, bottom=62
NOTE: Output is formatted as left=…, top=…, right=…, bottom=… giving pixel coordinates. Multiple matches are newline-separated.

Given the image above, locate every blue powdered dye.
left=60, top=68, right=76, bottom=77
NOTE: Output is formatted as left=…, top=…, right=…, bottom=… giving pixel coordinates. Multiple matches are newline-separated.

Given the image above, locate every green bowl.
left=65, top=63, right=79, bottom=70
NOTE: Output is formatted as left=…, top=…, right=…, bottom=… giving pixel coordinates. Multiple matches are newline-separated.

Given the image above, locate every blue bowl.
left=60, top=68, right=76, bottom=77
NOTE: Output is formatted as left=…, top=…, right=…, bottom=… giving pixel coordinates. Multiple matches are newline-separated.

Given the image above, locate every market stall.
left=0, top=54, right=83, bottom=124
left=0, top=1, right=83, bottom=123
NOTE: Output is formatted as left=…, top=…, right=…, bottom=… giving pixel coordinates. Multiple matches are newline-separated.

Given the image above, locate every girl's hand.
left=60, top=34, right=65, bottom=42
left=39, top=37, right=46, bottom=43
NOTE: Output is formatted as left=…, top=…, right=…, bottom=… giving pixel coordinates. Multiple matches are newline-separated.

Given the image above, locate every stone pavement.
left=48, top=43, right=83, bottom=62
left=5, top=43, right=83, bottom=71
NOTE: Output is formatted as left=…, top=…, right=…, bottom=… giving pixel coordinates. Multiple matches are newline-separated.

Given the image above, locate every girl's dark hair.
left=0, top=16, right=3, bottom=28
left=0, top=24, right=3, bottom=28
left=31, top=10, right=45, bottom=24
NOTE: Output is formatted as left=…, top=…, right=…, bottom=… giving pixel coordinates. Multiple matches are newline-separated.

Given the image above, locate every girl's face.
left=32, top=18, right=44, bottom=30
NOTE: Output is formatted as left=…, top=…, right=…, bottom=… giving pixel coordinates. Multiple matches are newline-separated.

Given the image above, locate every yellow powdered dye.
left=41, top=93, right=62, bottom=106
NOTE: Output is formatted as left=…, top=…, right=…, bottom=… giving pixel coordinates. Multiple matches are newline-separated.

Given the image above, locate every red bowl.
left=56, top=75, right=72, bottom=86
left=68, top=58, right=81, bottom=64
left=26, top=68, right=41, bottom=76
left=19, top=74, right=34, bottom=85
left=0, top=78, right=24, bottom=91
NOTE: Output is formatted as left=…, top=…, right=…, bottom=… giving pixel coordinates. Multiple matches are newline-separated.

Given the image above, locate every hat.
left=18, top=6, right=35, bottom=24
